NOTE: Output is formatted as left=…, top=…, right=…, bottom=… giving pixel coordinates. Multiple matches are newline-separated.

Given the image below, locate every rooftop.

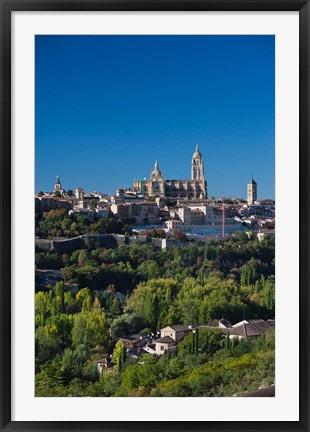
left=230, top=319, right=274, bottom=337
left=120, top=334, right=143, bottom=342
left=161, top=324, right=189, bottom=332
left=156, top=336, right=176, bottom=344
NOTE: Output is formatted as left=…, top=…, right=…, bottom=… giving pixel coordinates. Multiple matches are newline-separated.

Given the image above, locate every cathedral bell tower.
left=191, top=145, right=205, bottom=181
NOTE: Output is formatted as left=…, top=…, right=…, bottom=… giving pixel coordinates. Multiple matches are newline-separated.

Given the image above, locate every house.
left=95, top=356, right=112, bottom=376
left=221, top=319, right=275, bottom=340
left=155, top=336, right=177, bottom=355
left=160, top=324, right=190, bottom=342
left=154, top=324, right=190, bottom=355
left=118, top=324, right=191, bottom=358
left=143, top=343, right=157, bottom=355
left=218, top=318, right=232, bottom=328
left=120, top=334, right=147, bottom=349
left=165, top=219, right=184, bottom=233
left=126, top=347, right=152, bottom=359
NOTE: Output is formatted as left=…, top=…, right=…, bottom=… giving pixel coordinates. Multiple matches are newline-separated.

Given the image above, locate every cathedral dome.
left=151, top=160, right=163, bottom=179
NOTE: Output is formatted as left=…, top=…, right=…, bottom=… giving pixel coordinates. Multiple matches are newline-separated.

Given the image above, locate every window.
left=161, top=346, right=164, bottom=351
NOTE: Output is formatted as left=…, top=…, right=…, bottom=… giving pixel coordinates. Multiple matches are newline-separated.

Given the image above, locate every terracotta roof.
left=229, top=320, right=274, bottom=337
left=202, top=319, right=275, bottom=337
left=244, top=320, right=274, bottom=336
left=169, top=324, right=189, bottom=332
left=156, top=336, right=176, bottom=344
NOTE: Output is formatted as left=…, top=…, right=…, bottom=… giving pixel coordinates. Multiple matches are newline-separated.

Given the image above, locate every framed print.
left=1, top=0, right=309, bottom=431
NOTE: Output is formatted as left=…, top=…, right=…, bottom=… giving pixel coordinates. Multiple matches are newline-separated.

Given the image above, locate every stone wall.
left=35, top=234, right=188, bottom=254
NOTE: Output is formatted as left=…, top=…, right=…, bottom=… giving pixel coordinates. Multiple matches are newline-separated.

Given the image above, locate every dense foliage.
left=35, top=209, right=133, bottom=239
left=35, top=216, right=275, bottom=397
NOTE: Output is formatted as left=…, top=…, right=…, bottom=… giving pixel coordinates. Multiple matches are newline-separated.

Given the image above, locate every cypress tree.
left=117, top=352, right=122, bottom=375
left=55, top=281, right=64, bottom=314
left=230, top=337, right=236, bottom=354
left=191, top=332, right=195, bottom=354
left=240, top=267, right=247, bottom=286
left=195, top=329, right=199, bottom=355
left=260, top=274, right=266, bottom=289
left=204, top=330, right=208, bottom=353
left=121, top=345, right=127, bottom=365
left=226, top=334, right=230, bottom=351
left=154, top=296, right=160, bottom=330
left=117, top=346, right=126, bottom=375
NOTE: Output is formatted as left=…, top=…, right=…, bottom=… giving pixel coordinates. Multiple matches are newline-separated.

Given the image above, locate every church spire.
left=53, top=173, right=63, bottom=195
left=191, top=145, right=205, bottom=181
left=151, top=159, right=163, bottom=180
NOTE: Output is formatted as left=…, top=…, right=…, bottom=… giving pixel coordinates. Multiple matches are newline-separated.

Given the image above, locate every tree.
left=55, top=281, right=65, bottom=314
left=72, top=310, right=109, bottom=349
left=109, top=297, right=122, bottom=316
left=78, top=250, right=88, bottom=268
left=35, top=291, right=53, bottom=326
left=190, top=330, right=199, bottom=355
left=110, top=313, right=144, bottom=338
left=93, top=297, right=101, bottom=311
left=117, top=345, right=127, bottom=374
left=112, top=340, right=124, bottom=365
left=76, top=288, right=92, bottom=312
left=112, top=340, right=127, bottom=375
left=61, top=347, right=88, bottom=383
left=191, top=332, right=195, bottom=355
left=203, top=330, right=208, bottom=353
left=194, top=329, right=199, bottom=355
left=264, top=277, right=275, bottom=313
left=137, top=260, right=161, bottom=281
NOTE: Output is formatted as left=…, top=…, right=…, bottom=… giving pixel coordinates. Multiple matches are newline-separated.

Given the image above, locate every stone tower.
left=191, top=145, right=205, bottom=181
left=247, top=177, right=257, bottom=205
left=75, top=187, right=84, bottom=201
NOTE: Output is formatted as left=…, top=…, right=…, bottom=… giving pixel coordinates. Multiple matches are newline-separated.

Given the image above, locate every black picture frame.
left=1, top=1, right=309, bottom=431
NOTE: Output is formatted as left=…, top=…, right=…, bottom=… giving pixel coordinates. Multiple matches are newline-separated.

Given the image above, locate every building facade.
left=247, top=177, right=257, bottom=205
left=132, top=146, right=208, bottom=200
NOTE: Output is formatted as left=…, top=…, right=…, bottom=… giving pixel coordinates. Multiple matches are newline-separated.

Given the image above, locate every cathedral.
left=133, top=145, right=208, bottom=200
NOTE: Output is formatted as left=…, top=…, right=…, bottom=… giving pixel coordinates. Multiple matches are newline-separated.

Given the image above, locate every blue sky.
left=35, top=35, right=275, bottom=199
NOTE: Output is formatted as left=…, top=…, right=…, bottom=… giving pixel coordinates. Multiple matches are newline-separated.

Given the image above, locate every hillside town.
left=35, top=147, right=275, bottom=242
left=35, top=146, right=275, bottom=398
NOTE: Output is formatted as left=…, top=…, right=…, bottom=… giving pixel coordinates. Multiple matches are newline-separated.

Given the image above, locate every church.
left=132, top=145, right=208, bottom=200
